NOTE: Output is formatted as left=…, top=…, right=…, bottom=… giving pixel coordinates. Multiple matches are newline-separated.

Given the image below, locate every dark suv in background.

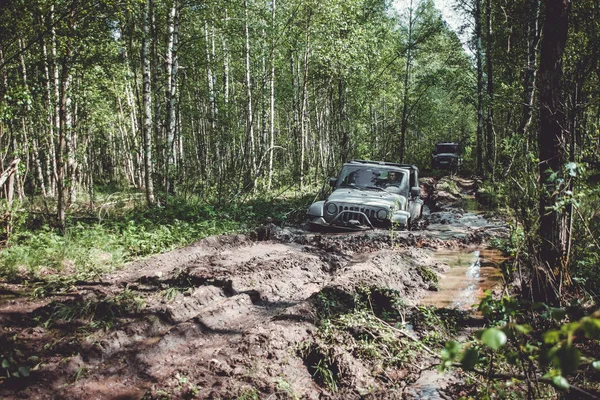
left=431, top=142, right=461, bottom=171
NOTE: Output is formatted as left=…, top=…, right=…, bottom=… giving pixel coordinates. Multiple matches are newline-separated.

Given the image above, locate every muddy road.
left=0, top=176, right=509, bottom=399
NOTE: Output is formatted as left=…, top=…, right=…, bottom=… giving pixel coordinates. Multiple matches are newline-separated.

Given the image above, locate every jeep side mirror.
left=411, top=186, right=420, bottom=197
left=329, top=177, right=337, bottom=187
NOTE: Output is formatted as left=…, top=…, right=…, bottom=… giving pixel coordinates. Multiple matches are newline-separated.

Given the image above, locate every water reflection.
left=420, top=248, right=504, bottom=310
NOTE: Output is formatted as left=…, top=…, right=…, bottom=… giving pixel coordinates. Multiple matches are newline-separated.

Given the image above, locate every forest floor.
left=0, top=175, right=510, bottom=400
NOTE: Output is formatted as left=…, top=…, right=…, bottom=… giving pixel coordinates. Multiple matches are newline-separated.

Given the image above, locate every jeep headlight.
left=326, top=202, right=338, bottom=215
left=376, top=209, right=388, bottom=220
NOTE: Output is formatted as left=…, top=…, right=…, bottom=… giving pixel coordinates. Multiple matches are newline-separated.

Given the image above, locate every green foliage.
left=0, top=191, right=313, bottom=282
left=414, top=305, right=462, bottom=346
left=490, top=223, right=524, bottom=258
left=1, top=352, right=39, bottom=379
left=297, top=341, right=340, bottom=392
left=417, top=265, right=439, bottom=287
left=236, top=387, right=261, bottom=400
left=306, top=285, right=463, bottom=391
left=313, top=287, right=357, bottom=320
left=437, top=179, right=460, bottom=196
left=39, top=288, right=146, bottom=329
left=480, top=328, right=507, bottom=350
left=475, top=181, right=501, bottom=209
left=312, top=358, right=338, bottom=392
left=442, top=291, right=600, bottom=398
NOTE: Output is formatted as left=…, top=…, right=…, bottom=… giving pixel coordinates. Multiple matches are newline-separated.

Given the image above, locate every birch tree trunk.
left=66, top=74, right=77, bottom=206
left=290, top=52, right=300, bottom=178
left=244, top=0, right=257, bottom=187
left=142, top=0, right=156, bottom=206
left=165, top=0, right=179, bottom=195
left=518, top=0, right=541, bottom=146
left=206, top=22, right=220, bottom=184
left=267, top=0, right=276, bottom=190
left=40, top=11, right=56, bottom=196
left=52, top=4, right=61, bottom=197
left=299, top=11, right=312, bottom=189
left=18, top=39, right=46, bottom=198
left=399, top=1, right=414, bottom=164
left=57, top=6, right=75, bottom=229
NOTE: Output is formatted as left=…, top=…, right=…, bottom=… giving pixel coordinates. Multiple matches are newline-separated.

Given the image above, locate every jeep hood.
left=327, top=188, right=406, bottom=209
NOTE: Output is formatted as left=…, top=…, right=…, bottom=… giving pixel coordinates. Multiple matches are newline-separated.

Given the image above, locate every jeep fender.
left=391, top=210, right=410, bottom=227
left=307, top=201, right=325, bottom=217
left=409, top=200, right=423, bottom=221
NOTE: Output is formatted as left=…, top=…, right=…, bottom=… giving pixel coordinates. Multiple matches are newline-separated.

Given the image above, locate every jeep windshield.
left=336, top=165, right=408, bottom=193
left=434, top=144, right=459, bottom=154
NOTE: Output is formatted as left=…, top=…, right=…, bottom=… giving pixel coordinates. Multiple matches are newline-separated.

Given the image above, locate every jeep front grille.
left=328, top=205, right=384, bottom=226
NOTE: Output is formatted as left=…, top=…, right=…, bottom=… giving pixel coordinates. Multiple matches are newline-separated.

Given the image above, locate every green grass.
left=437, top=179, right=460, bottom=196
left=0, top=189, right=316, bottom=282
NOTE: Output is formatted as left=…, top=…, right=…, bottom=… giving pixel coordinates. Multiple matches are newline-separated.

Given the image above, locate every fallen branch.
left=373, top=315, right=438, bottom=357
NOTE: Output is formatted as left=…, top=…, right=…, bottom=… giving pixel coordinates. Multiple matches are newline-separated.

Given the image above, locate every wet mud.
left=0, top=175, right=509, bottom=399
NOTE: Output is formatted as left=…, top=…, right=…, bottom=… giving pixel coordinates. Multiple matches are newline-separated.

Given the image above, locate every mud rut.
left=0, top=177, right=509, bottom=400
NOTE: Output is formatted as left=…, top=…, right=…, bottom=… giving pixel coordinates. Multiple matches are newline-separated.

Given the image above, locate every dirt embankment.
left=0, top=176, right=508, bottom=400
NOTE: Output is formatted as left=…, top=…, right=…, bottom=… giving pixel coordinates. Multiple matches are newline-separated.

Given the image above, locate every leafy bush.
left=441, top=292, right=600, bottom=398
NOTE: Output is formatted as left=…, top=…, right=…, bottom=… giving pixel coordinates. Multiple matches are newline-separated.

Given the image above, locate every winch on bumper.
left=307, top=201, right=410, bottom=231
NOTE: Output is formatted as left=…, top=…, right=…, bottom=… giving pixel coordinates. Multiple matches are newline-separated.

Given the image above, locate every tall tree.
left=484, top=0, right=494, bottom=179
left=57, top=4, right=75, bottom=229
left=142, top=0, right=156, bottom=206
left=165, top=0, right=179, bottom=195
left=474, top=0, right=484, bottom=176
left=267, top=0, right=276, bottom=190
left=243, top=0, right=257, bottom=188
left=534, top=0, right=572, bottom=303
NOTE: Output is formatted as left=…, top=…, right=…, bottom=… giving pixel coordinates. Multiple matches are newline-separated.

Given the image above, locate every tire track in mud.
left=1, top=234, right=439, bottom=399
left=103, top=234, right=435, bottom=399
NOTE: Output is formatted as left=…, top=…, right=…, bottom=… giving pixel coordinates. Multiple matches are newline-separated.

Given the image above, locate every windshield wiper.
left=365, top=185, right=386, bottom=191
left=340, top=183, right=366, bottom=191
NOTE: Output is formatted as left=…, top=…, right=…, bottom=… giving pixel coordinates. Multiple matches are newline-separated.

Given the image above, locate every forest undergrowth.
left=0, top=187, right=316, bottom=283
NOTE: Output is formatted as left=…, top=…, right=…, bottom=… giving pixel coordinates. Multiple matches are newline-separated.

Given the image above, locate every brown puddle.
left=420, top=248, right=506, bottom=310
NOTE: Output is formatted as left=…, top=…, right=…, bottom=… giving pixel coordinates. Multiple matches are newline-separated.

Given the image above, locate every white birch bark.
left=244, top=0, right=257, bottom=185
left=142, top=0, right=155, bottom=205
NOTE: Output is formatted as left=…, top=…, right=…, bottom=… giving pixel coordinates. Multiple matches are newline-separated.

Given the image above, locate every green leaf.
left=460, top=347, right=479, bottom=371
left=18, top=366, right=30, bottom=378
left=507, top=350, right=519, bottom=364
left=565, top=162, right=577, bottom=177
left=592, top=361, right=600, bottom=370
left=581, top=317, right=600, bottom=339
left=2, top=359, right=10, bottom=369
left=542, top=330, right=561, bottom=345
left=552, top=376, right=569, bottom=391
left=557, top=344, right=581, bottom=375
left=549, top=308, right=567, bottom=321
left=481, top=328, right=507, bottom=350
left=514, top=324, right=533, bottom=334
left=560, top=321, right=580, bottom=334
left=441, top=340, right=460, bottom=361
